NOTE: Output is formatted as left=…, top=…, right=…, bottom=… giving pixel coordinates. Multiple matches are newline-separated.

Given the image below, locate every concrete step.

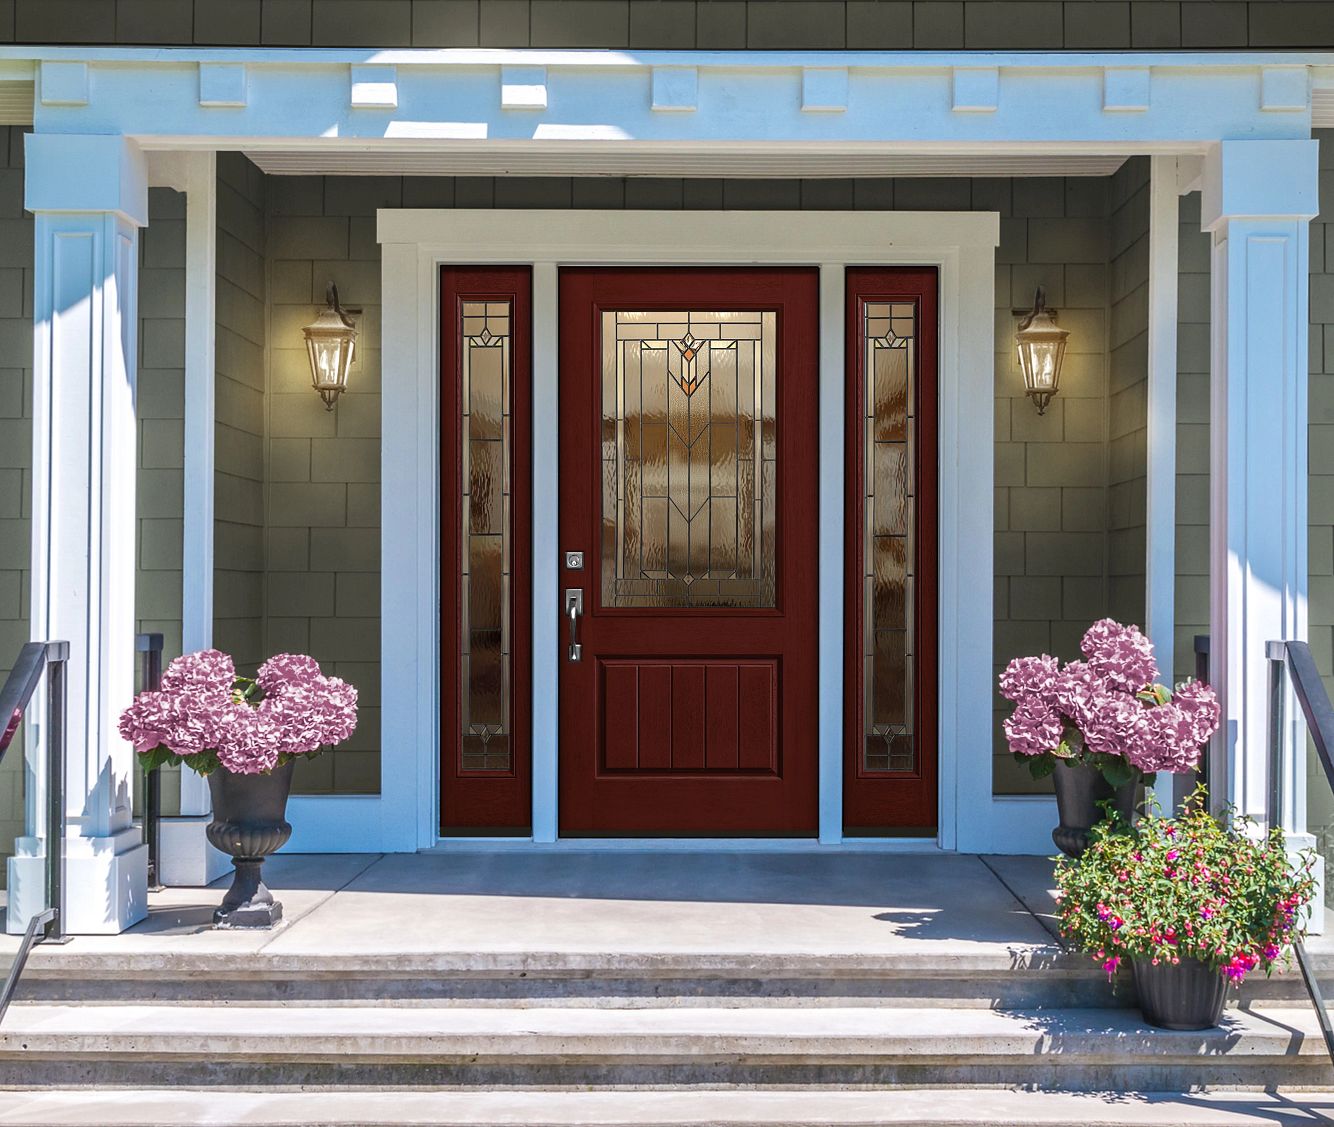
left=16, top=947, right=1320, bottom=1009
left=0, top=1002, right=1329, bottom=1091
left=0, top=1088, right=1333, bottom=1126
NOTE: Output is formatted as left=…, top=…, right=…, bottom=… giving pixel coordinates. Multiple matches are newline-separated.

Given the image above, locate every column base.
left=6, top=829, right=148, bottom=935
left=158, top=815, right=230, bottom=887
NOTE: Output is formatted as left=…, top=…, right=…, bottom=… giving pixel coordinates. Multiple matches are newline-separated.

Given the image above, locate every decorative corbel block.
left=501, top=65, right=547, bottom=110
left=350, top=64, right=398, bottom=110
left=952, top=68, right=998, bottom=113
left=199, top=62, right=247, bottom=108
left=40, top=61, right=88, bottom=107
left=802, top=67, right=848, bottom=113
left=1261, top=67, right=1308, bottom=112
left=652, top=66, right=698, bottom=112
left=1103, top=67, right=1150, bottom=113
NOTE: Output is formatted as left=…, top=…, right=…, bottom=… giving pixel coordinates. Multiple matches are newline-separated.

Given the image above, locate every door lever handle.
left=564, top=589, right=584, bottom=662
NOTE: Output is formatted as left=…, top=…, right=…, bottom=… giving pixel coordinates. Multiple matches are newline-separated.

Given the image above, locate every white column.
left=147, top=151, right=228, bottom=885
left=8, top=135, right=151, bottom=933
left=1202, top=139, right=1318, bottom=855
left=1144, top=156, right=1179, bottom=815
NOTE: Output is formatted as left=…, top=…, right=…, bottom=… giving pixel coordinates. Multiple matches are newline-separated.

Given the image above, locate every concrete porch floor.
left=0, top=851, right=1075, bottom=963
left=2, top=849, right=1329, bottom=969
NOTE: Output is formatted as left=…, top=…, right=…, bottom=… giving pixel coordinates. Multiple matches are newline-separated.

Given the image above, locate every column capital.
left=1201, top=138, right=1319, bottom=231
left=24, top=134, right=148, bottom=226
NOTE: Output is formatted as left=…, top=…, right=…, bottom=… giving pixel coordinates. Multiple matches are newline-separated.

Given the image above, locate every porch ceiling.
left=244, top=145, right=1129, bottom=178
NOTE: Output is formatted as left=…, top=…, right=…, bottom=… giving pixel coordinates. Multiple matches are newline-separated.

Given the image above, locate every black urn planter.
left=205, top=759, right=294, bottom=929
left=1133, top=956, right=1228, bottom=1030
left=1051, top=761, right=1136, bottom=858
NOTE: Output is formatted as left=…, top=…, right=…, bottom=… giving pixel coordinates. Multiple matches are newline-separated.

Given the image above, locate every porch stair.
left=0, top=852, right=1330, bottom=1122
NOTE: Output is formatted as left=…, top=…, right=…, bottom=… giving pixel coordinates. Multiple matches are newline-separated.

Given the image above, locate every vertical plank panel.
left=671, top=664, right=706, bottom=769
left=738, top=663, right=776, bottom=770
left=705, top=664, right=740, bottom=769
left=638, top=664, right=672, bottom=768
left=603, top=664, right=639, bottom=770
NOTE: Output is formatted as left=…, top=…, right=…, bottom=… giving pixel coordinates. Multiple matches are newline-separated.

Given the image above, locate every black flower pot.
left=1133, top=956, right=1228, bottom=1030
left=205, top=759, right=294, bottom=929
left=1051, top=761, right=1136, bottom=857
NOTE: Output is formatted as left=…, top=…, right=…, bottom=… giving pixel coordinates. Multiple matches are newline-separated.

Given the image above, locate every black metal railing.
left=1266, top=639, right=1334, bottom=1067
left=0, top=640, right=69, bottom=1025
left=136, top=633, right=163, bottom=891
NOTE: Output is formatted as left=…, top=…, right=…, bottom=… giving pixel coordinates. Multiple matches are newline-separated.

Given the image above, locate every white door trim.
left=284, top=207, right=1057, bottom=855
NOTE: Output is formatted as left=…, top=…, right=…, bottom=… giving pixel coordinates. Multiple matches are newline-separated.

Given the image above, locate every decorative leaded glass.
left=600, top=310, right=777, bottom=609
left=461, top=301, right=512, bottom=772
left=863, top=301, right=916, bottom=773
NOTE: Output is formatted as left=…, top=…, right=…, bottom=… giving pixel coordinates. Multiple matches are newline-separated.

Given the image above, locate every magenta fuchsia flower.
left=118, top=650, right=358, bottom=776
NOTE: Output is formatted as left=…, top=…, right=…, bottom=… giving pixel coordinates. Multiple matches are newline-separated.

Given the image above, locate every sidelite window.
left=862, top=302, right=916, bottom=774
left=460, top=301, right=512, bottom=772
left=440, top=267, right=531, bottom=834
left=845, top=268, right=938, bottom=834
left=600, top=310, right=777, bottom=610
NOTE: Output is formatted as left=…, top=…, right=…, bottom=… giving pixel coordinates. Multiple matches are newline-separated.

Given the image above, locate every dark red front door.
left=558, top=268, right=820, bottom=835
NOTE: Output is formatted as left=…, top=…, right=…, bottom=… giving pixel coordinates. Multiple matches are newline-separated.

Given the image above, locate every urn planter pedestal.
left=1051, top=761, right=1136, bottom=858
left=205, top=759, right=294, bottom=929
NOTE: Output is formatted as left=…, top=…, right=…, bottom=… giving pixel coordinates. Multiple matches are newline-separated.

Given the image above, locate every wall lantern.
left=303, top=284, right=359, bottom=410
left=1013, top=287, right=1069, bottom=416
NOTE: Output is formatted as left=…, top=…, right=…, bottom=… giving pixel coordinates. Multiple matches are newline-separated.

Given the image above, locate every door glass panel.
left=460, top=300, right=512, bottom=772
left=601, top=310, right=777, bottom=609
left=862, top=302, right=916, bottom=773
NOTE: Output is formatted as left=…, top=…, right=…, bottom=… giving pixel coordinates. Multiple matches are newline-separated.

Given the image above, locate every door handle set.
left=564, top=588, right=584, bottom=662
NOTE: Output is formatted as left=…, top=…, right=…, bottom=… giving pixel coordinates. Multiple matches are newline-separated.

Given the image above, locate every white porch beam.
left=8, top=134, right=150, bottom=934
left=17, top=52, right=1318, bottom=149
left=1145, top=156, right=1179, bottom=814
left=1201, top=140, right=1318, bottom=842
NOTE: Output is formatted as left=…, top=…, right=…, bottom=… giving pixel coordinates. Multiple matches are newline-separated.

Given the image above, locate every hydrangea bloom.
left=118, top=650, right=358, bottom=776
left=1081, top=618, right=1159, bottom=693
left=999, top=618, right=1220, bottom=778
left=1002, top=696, right=1064, bottom=756
left=999, top=654, right=1060, bottom=704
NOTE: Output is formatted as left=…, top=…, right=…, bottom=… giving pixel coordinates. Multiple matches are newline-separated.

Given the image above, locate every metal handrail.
left=0, top=640, right=69, bottom=1025
left=135, top=634, right=164, bottom=891
left=1266, top=639, right=1334, bottom=1067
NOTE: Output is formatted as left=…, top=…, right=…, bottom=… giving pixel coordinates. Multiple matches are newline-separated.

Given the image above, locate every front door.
left=557, top=268, right=820, bottom=835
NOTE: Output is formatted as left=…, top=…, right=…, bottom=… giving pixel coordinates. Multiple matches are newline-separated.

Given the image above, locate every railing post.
left=136, top=633, right=164, bottom=892
left=1266, top=640, right=1287, bottom=835
left=43, top=641, right=68, bottom=943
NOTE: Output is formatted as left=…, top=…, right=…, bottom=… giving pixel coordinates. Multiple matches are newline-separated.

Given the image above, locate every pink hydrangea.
left=1081, top=618, right=1159, bottom=693
left=1080, top=691, right=1149, bottom=759
left=1052, top=661, right=1103, bottom=731
left=118, top=649, right=358, bottom=776
left=999, top=654, right=1061, bottom=704
left=257, top=653, right=324, bottom=694
left=1003, top=695, right=1065, bottom=756
left=159, top=649, right=236, bottom=697
left=1133, top=703, right=1202, bottom=773
left=1172, top=679, right=1221, bottom=747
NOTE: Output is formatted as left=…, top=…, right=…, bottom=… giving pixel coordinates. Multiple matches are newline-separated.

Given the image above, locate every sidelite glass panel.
left=460, top=301, right=512, bottom=772
left=601, top=310, right=777, bottom=609
left=863, top=301, right=916, bottom=773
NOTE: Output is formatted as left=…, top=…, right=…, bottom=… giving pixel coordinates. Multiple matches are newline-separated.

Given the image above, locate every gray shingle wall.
left=0, top=127, right=28, bottom=880
left=265, top=174, right=383, bottom=797
left=1308, top=130, right=1334, bottom=883
left=4, top=0, right=1332, bottom=48
left=1107, top=157, right=1149, bottom=630
left=1174, top=190, right=1209, bottom=687
left=213, top=152, right=267, bottom=672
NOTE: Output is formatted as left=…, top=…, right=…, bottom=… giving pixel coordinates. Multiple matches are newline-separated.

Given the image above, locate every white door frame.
left=287, top=207, right=1058, bottom=855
